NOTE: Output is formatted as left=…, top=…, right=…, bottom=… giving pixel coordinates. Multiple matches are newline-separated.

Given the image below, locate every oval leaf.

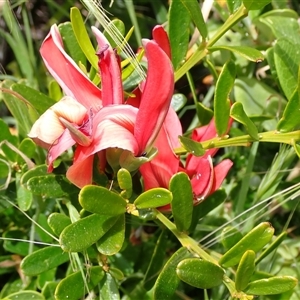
left=245, top=276, right=298, bottom=295
left=176, top=258, right=224, bottom=289
left=60, top=214, right=119, bottom=252
left=219, top=222, right=274, bottom=268
left=47, top=213, right=72, bottom=236
left=235, top=250, right=256, bottom=291
left=55, top=266, right=104, bottom=300
left=154, top=247, right=192, bottom=299
left=21, top=246, right=69, bottom=276
left=79, top=185, right=127, bottom=215
left=134, top=188, right=172, bottom=209
left=170, top=172, right=193, bottom=231
left=221, top=226, right=243, bottom=250
left=96, top=214, right=125, bottom=255
left=2, top=291, right=45, bottom=300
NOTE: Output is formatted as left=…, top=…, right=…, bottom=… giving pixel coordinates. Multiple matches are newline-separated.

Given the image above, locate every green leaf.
left=11, top=83, right=56, bottom=115
left=58, top=22, right=86, bottom=66
left=169, top=172, right=193, bottom=232
left=179, top=136, right=205, bottom=156
left=49, top=80, right=62, bottom=101
left=70, top=7, right=98, bottom=70
left=103, top=19, right=125, bottom=49
left=60, top=214, right=119, bottom=252
left=235, top=250, right=256, bottom=291
left=21, top=246, right=69, bottom=276
left=96, top=214, right=125, bottom=255
left=134, top=188, right=173, bottom=209
left=227, top=0, right=242, bottom=13
left=179, top=0, right=207, bottom=39
left=274, top=38, right=300, bottom=99
left=144, top=230, right=168, bottom=291
left=100, top=273, right=120, bottom=300
left=243, top=0, right=272, bottom=10
left=219, top=222, right=274, bottom=268
left=154, top=247, right=192, bottom=299
left=21, top=165, right=48, bottom=186
left=117, top=168, right=132, bottom=198
left=55, top=266, right=104, bottom=300
left=16, top=172, right=32, bottom=211
left=245, top=276, right=298, bottom=295
left=176, top=258, right=224, bottom=289
left=168, top=0, right=190, bottom=70
left=196, top=102, right=214, bottom=125
left=17, top=138, right=36, bottom=164
left=47, top=213, right=72, bottom=236
left=221, top=226, right=243, bottom=250
left=214, top=60, right=235, bottom=136
left=27, top=175, right=78, bottom=197
left=171, top=93, right=187, bottom=112
left=0, top=119, right=18, bottom=161
left=230, top=102, right=259, bottom=140
left=255, top=232, right=287, bottom=264
left=2, top=291, right=45, bottom=300
left=79, top=185, right=127, bottom=215
left=208, top=46, right=264, bottom=62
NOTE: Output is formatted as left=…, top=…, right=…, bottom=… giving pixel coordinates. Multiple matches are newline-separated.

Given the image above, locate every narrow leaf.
left=179, top=136, right=205, bottom=156
left=243, top=0, right=272, bottom=11
left=214, top=60, right=235, bottom=136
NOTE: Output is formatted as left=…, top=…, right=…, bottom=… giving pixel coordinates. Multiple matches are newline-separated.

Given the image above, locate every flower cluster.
left=29, top=24, right=232, bottom=204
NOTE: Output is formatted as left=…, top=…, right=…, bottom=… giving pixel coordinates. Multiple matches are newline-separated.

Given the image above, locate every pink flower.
left=140, top=118, right=233, bottom=209
left=28, top=24, right=174, bottom=188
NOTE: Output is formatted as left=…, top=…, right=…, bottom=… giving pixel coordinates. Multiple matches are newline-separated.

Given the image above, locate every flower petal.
left=152, top=25, right=171, bottom=59
left=40, top=24, right=102, bottom=110
left=134, top=39, right=174, bottom=154
left=92, top=26, right=123, bottom=106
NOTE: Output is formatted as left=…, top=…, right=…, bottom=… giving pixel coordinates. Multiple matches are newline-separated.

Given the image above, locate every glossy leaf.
left=235, top=250, right=256, bottom=291
left=144, top=230, right=168, bottom=290
left=47, top=213, right=72, bottom=236
left=103, top=19, right=125, bottom=49
left=214, top=60, right=235, bottom=136
left=274, top=38, right=300, bottom=99
left=60, top=214, right=119, bottom=252
left=100, top=273, right=120, bottom=300
left=230, top=102, right=259, bottom=140
left=117, top=168, right=132, bottom=198
left=179, top=136, right=205, bottom=156
left=17, top=138, right=36, bottom=164
left=109, top=267, right=124, bottom=281
left=168, top=0, right=190, bottom=70
left=277, top=85, right=300, bottom=132
left=245, top=276, right=298, bottom=295
left=227, top=0, right=242, bottom=13
left=58, top=22, right=86, bottom=66
left=154, top=247, right=192, bottom=299
left=219, top=222, right=274, bottom=268
left=134, top=188, right=173, bottom=209
left=21, top=246, right=69, bottom=276
left=0, top=119, right=18, bottom=161
left=70, top=7, right=98, bottom=70
left=170, top=172, right=193, bottom=232
left=27, top=175, right=78, bottom=197
left=55, top=266, right=104, bottom=300
left=221, top=226, right=243, bottom=250
left=79, top=185, right=127, bottom=215
left=96, top=214, right=125, bottom=255
left=208, top=45, right=264, bottom=62
left=16, top=172, right=32, bottom=211
left=21, top=165, right=48, bottom=186
left=255, top=232, right=287, bottom=264
left=11, top=83, right=56, bottom=115
left=243, top=0, right=272, bottom=10
left=176, top=258, right=224, bottom=289
left=179, top=0, right=207, bottom=39
left=196, top=101, right=214, bottom=125
left=2, top=291, right=45, bottom=300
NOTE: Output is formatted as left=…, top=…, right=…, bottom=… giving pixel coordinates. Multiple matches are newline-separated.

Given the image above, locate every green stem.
left=175, top=130, right=300, bottom=155
left=174, top=5, right=248, bottom=82
left=154, top=209, right=251, bottom=298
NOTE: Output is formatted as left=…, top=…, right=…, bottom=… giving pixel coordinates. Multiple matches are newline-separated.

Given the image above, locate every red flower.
left=29, top=25, right=174, bottom=188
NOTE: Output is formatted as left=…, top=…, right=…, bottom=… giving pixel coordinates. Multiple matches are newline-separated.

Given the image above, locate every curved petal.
left=164, top=107, right=182, bottom=149
left=92, top=26, right=123, bottom=106
left=134, top=39, right=174, bottom=155
left=209, top=159, right=233, bottom=194
left=152, top=25, right=171, bottom=59
left=140, top=124, right=180, bottom=190
left=28, top=96, right=88, bottom=147
left=40, top=24, right=102, bottom=110
left=72, top=105, right=139, bottom=164
left=66, top=155, right=94, bottom=188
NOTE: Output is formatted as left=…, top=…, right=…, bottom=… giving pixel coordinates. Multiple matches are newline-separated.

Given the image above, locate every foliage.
left=0, top=0, right=300, bottom=299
